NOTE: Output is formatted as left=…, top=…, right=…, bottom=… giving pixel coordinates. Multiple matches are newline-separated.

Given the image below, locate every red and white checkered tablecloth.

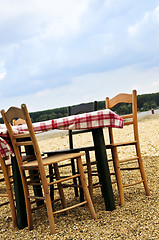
left=0, top=109, right=123, bottom=158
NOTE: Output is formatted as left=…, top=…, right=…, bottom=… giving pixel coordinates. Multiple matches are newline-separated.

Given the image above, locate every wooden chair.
left=106, top=90, right=150, bottom=205
left=45, top=101, right=100, bottom=200
left=1, top=104, right=96, bottom=234
left=0, top=154, right=17, bottom=227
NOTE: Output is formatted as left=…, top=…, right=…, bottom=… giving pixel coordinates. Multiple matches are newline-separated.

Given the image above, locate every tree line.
left=29, top=92, right=159, bottom=122
left=0, top=92, right=158, bottom=123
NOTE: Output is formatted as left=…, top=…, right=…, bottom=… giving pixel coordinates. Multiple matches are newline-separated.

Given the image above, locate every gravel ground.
left=0, top=114, right=158, bottom=239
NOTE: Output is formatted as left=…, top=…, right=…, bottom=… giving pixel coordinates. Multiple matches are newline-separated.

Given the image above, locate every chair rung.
left=123, top=180, right=144, bottom=188
left=14, top=133, right=31, bottom=139
left=119, top=157, right=139, bottom=163
left=91, top=173, right=99, bottom=176
left=89, top=162, right=97, bottom=166
left=63, top=183, right=81, bottom=188
left=120, top=167, right=140, bottom=171
left=111, top=180, right=117, bottom=184
left=93, top=184, right=101, bottom=188
left=0, top=193, right=8, bottom=197
left=0, top=201, right=10, bottom=206
left=113, top=141, right=137, bottom=147
left=28, top=195, right=45, bottom=200
left=27, top=177, right=42, bottom=185
left=16, top=141, right=33, bottom=146
left=53, top=201, right=88, bottom=215
left=26, top=172, right=40, bottom=180
left=0, top=178, right=5, bottom=182
left=92, top=182, right=101, bottom=187
left=91, top=170, right=98, bottom=173
left=107, top=159, right=113, bottom=162
left=48, top=174, right=80, bottom=186
left=110, top=172, right=116, bottom=175
left=124, top=121, right=133, bottom=126
left=28, top=182, right=42, bottom=186
left=122, top=114, right=133, bottom=119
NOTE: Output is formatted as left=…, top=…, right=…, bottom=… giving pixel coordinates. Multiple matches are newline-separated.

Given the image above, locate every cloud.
left=0, top=0, right=159, bottom=111
left=128, top=5, right=159, bottom=50
left=0, top=72, right=6, bottom=81
left=1, top=64, right=159, bottom=112
left=133, top=80, right=159, bottom=95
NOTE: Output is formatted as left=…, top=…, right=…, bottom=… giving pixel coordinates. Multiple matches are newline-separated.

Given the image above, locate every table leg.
left=11, top=156, right=28, bottom=229
left=92, top=128, right=116, bottom=211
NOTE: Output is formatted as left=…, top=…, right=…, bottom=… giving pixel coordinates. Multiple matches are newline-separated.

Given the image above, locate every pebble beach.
left=0, top=113, right=158, bottom=239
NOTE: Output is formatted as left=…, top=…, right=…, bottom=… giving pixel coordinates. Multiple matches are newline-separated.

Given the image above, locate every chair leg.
left=44, top=192, right=56, bottom=234
left=53, top=163, right=67, bottom=209
left=112, top=147, right=125, bottom=206
left=1, top=159, right=17, bottom=227
left=20, top=170, right=33, bottom=230
left=138, top=157, right=150, bottom=195
left=77, top=156, right=96, bottom=219
left=85, top=150, right=93, bottom=200
left=38, top=168, right=56, bottom=234
left=77, top=165, right=84, bottom=202
left=71, top=158, right=79, bottom=197
left=136, top=144, right=150, bottom=196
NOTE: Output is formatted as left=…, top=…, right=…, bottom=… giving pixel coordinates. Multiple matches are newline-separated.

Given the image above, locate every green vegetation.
left=0, top=92, right=159, bottom=123
left=30, top=107, right=68, bottom=122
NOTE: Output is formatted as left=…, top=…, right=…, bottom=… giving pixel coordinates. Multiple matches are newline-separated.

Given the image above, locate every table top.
left=0, top=109, right=123, bottom=158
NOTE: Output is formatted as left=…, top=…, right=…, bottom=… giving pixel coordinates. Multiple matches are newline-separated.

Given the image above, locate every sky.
left=1, top=0, right=159, bottom=112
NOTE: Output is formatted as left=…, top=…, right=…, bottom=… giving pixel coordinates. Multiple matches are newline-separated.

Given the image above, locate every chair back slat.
left=68, top=101, right=98, bottom=115
left=124, top=121, right=134, bottom=126
left=5, top=107, right=25, bottom=123
left=107, top=93, right=132, bottom=109
left=121, top=114, right=133, bottom=119
left=16, top=141, right=33, bottom=147
left=14, top=133, right=31, bottom=139
left=106, top=89, right=139, bottom=141
left=67, top=101, right=98, bottom=149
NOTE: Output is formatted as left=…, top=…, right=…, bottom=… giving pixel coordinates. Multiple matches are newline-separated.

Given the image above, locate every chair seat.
left=44, top=146, right=95, bottom=156
left=22, top=152, right=85, bottom=169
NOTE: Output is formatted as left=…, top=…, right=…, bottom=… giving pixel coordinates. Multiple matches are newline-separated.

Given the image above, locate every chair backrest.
left=1, top=104, right=44, bottom=173
left=67, top=101, right=98, bottom=149
left=106, top=90, right=139, bottom=142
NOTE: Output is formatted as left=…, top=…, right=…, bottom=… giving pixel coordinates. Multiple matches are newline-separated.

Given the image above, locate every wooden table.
left=0, top=109, right=123, bottom=228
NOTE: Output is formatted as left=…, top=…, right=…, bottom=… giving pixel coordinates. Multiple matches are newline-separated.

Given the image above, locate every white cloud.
left=0, top=72, right=6, bottom=81
left=0, top=0, right=88, bottom=43
left=128, top=12, right=150, bottom=36
left=128, top=5, right=159, bottom=38
left=0, top=1, right=159, bottom=111
left=1, top=64, right=159, bottom=112
left=133, top=80, right=159, bottom=94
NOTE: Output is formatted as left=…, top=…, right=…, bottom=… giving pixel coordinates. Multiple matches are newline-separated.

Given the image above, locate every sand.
left=0, top=113, right=158, bottom=239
